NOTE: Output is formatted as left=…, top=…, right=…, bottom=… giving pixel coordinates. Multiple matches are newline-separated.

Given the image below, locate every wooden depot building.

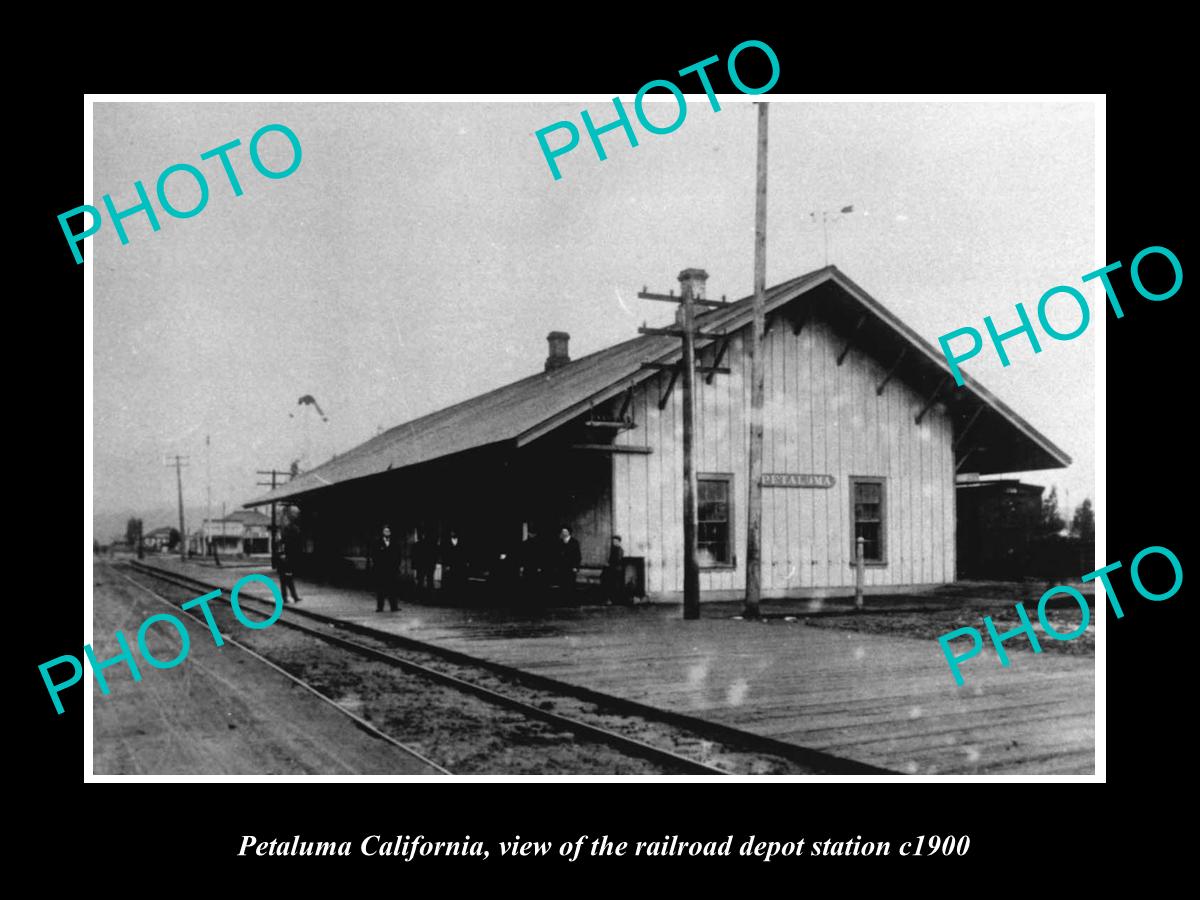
left=246, top=265, right=1070, bottom=601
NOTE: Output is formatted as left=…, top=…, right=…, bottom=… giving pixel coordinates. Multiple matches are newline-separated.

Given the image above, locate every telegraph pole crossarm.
left=639, top=361, right=731, bottom=376
left=637, top=324, right=730, bottom=340
left=638, top=290, right=729, bottom=309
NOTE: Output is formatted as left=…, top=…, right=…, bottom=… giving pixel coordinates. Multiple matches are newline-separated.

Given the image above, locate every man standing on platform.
left=412, top=530, right=435, bottom=597
left=441, top=530, right=467, bottom=601
left=552, top=525, right=582, bottom=602
left=602, top=534, right=625, bottom=605
left=275, top=508, right=303, bottom=604
left=519, top=526, right=542, bottom=591
left=371, top=524, right=402, bottom=612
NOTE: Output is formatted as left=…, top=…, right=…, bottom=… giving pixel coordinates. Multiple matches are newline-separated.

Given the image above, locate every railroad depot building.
left=247, top=265, right=1070, bottom=601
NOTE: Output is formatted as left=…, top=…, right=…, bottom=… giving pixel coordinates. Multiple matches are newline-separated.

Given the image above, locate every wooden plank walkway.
left=148, top=560, right=1095, bottom=775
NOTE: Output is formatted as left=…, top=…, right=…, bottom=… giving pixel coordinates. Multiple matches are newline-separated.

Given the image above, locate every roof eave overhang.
left=517, top=268, right=1070, bottom=474
left=245, top=267, right=1070, bottom=505
left=242, top=439, right=519, bottom=508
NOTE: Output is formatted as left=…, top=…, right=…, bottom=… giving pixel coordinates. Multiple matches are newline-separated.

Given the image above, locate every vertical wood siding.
left=611, top=308, right=956, bottom=597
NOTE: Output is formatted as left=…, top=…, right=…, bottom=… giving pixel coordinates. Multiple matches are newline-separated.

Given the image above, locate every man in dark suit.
left=440, top=530, right=467, bottom=601
left=552, top=525, right=582, bottom=601
left=371, top=524, right=402, bottom=612
left=412, top=531, right=436, bottom=597
left=602, top=534, right=626, bottom=605
left=516, top=526, right=549, bottom=605
left=274, top=511, right=302, bottom=604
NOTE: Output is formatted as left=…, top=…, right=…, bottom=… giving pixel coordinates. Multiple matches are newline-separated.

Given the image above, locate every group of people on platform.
left=511, top=525, right=583, bottom=598
left=502, top=526, right=631, bottom=605
left=369, top=526, right=469, bottom=612
left=367, top=524, right=631, bottom=612
left=271, top=510, right=633, bottom=612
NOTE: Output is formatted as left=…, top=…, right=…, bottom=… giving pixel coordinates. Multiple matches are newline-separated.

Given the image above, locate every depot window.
left=698, top=474, right=734, bottom=568
left=850, top=477, right=887, bottom=564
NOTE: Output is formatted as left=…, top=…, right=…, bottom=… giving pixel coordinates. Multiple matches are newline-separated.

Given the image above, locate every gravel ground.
left=250, top=631, right=670, bottom=775
left=277, top=616, right=811, bottom=774
left=122, top=565, right=819, bottom=775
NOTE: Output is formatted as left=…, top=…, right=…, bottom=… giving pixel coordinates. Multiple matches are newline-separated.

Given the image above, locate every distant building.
left=143, top=526, right=175, bottom=552
left=202, top=510, right=272, bottom=556
left=955, top=478, right=1044, bottom=578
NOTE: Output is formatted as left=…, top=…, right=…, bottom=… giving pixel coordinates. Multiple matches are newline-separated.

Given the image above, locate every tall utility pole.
left=257, top=468, right=291, bottom=557
left=678, top=275, right=701, bottom=618
left=638, top=274, right=731, bottom=620
left=165, top=454, right=189, bottom=562
left=744, top=102, right=769, bottom=618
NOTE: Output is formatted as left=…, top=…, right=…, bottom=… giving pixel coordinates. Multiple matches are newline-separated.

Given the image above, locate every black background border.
left=25, top=27, right=1188, bottom=882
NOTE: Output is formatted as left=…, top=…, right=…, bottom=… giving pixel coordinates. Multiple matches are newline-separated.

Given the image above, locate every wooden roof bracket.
left=706, top=335, right=731, bottom=384
left=658, top=366, right=680, bottom=410
left=876, top=348, right=908, bottom=395
left=618, top=386, right=635, bottom=422
left=837, top=314, right=868, bottom=366
left=792, top=304, right=812, bottom=336
left=914, top=374, right=950, bottom=425
left=953, top=404, right=985, bottom=450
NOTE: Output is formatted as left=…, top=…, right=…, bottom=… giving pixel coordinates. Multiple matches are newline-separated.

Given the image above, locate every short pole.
left=855, top=536, right=865, bottom=610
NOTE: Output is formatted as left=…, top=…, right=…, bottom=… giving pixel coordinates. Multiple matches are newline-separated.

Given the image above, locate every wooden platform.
left=149, top=559, right=1095, bottom=775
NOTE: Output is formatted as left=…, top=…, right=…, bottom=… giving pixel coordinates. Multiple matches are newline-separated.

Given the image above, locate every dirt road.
left=91, top=562, right=442, bottom=775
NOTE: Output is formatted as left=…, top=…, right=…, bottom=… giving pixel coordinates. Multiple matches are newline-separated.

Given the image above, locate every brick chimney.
left=675, top=268, right=709, bottom=325
left=678, top=267, right=709, bottom=300
left=545, top=331, right=571, bottom=371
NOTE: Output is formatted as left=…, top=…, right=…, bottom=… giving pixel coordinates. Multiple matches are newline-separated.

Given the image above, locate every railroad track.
left=120, top=562, right=729, bottom=776
left=125, top=561, right=894, bottom=775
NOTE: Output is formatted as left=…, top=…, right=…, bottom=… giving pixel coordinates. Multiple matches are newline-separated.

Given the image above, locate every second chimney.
left=678, top=267, right=709, bottom=300
left=675, top=267, right=710, bottom=325
left=545, top=331, right=571, bottom=371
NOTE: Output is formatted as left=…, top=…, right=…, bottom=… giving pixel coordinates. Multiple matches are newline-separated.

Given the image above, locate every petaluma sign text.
left=760, top=473, right=835, bottom=488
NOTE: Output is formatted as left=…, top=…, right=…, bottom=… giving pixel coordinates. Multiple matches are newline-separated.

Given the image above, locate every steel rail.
left=125, top=562, right=729, bottom=776
left=128, top=561, right=897, bottom=775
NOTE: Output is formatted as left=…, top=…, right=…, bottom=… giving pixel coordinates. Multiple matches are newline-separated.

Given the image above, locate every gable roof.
left=246, top=266, right=1070, bottom=507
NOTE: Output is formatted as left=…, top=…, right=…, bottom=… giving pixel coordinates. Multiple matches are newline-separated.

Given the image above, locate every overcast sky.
left=90, top=99, right=1096, bottom=532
